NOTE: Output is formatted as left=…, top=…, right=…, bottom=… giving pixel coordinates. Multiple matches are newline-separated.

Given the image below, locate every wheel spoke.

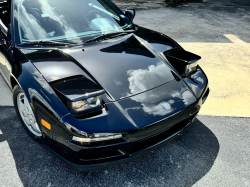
left=29, top=114, right=35, bottom=124
left=18, top=99, right=25, bottom=111
left=23, top=96, right=30, bottom=108
left=24, top=116, right=30, bottom=125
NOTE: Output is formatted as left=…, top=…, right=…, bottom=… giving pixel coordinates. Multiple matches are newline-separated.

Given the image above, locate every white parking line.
left=0, top=141, right=23, bottom=186
left=181, top=34, right=250, bottom=117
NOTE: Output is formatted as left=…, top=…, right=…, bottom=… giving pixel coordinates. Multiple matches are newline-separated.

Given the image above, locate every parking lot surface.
left=113, top=0, right=250, bottom=10
left=0, top=107, right=250, bottom=187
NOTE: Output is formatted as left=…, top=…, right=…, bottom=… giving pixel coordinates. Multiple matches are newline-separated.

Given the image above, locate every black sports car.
left=0, top=0, right=209, bottom=170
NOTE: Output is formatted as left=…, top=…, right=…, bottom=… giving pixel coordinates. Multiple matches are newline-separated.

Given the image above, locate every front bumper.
left=49, top=116, right=195, bottom=171
left=36, top=69, right=209, bottom=171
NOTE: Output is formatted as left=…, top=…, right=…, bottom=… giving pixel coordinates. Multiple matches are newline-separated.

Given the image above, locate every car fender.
left=14, top=60, right=70, bottom=121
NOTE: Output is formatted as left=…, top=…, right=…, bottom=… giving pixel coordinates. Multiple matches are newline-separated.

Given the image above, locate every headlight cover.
left=70, top=95, right=102, bottom=113
left=164, top=49, right=201, bottom=77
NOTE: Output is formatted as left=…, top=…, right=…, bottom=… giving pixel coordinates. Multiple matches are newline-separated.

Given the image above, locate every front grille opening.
left=130, top=118, right=191, bottom=154
left=202, top=88, right=210, bottom=104
left=79, top=149, right=122, bottom=161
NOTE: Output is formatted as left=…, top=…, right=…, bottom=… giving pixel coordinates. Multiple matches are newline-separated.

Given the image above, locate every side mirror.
left=125, top=9, right=136, bottom=22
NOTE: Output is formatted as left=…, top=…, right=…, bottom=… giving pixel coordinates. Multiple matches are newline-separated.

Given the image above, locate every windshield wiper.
left=17, top=40, right=70, bottom=46
left=84, top=30, right=135, bottom=44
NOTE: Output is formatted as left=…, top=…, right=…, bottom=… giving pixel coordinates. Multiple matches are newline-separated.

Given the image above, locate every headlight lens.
left=185, top=60, right=199, bottom=75
left=70, top=95, right=102, bottom=113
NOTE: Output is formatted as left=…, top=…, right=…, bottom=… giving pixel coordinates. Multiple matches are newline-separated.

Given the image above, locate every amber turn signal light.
left=41, top=119, right=51, bottom=130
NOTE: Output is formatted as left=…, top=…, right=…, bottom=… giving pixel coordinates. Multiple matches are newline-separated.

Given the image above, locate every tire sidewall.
left=13, top=85, right=44, bottom=142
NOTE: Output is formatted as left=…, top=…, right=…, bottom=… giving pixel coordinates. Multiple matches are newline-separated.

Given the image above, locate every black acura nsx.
left=0, top=0, right=209, bottom=170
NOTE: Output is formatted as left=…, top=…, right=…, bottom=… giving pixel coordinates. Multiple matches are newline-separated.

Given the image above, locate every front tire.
left=13, top=85, right=44, bottom=142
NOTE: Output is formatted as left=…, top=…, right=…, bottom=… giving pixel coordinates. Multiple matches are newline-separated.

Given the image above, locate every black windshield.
left=14, top=0, right=133, bottom=45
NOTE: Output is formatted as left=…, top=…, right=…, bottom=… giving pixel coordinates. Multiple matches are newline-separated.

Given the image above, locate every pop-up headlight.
left=70, top=95, right=102, bottom=113
left=50, top=76, right=105, bottom=115
left=164, top=49, right=201, bottom=77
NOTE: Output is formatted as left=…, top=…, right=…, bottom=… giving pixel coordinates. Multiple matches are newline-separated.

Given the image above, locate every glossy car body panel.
left=118, top=79, right=197, bottom=129
left=61, top=101, right=138, bottom=134
left=21, top=49, right=93, bottom=83
left=64, top=34, right=177, bottom=100
left=50, top=76, right=103, bottom=101
left=15, top=61, right=70, bottom=119
left=134, top=26, right=180, bottom=52
left=165, top=49, right=201, bottom=64
left=184, top=68, right=208, bottom=98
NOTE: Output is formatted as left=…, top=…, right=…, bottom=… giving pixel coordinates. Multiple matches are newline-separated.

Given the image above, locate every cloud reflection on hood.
left=127, top=62, right=169, bottom=94
left=126, top=63, right=196, bottom=116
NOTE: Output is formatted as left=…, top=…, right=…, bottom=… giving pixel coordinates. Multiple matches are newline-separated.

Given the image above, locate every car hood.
left=21, top=31, right=180, bottom=101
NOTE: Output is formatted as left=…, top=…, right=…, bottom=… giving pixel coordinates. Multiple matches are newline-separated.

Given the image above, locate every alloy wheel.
left=17, top=93, right=42, bottom=137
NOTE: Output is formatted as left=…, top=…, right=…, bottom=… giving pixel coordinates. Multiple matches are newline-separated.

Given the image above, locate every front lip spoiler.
left=130, top=120, right=192, bottom=156
left=47, top=119, right=194, bottom=171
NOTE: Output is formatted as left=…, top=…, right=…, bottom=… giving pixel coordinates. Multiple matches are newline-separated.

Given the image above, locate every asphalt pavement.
left=0, top=106, right=250, bottom=187
left=0, top=76, right=12, bottom=106
left=113, top=0, right=250, bottom=10
left=0, top=0, right=250, bottom=186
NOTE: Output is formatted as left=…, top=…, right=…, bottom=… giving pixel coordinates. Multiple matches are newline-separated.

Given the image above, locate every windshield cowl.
left=17, top=40, right=70, bottom=47
left=84, top=30, right=135, bottom=44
